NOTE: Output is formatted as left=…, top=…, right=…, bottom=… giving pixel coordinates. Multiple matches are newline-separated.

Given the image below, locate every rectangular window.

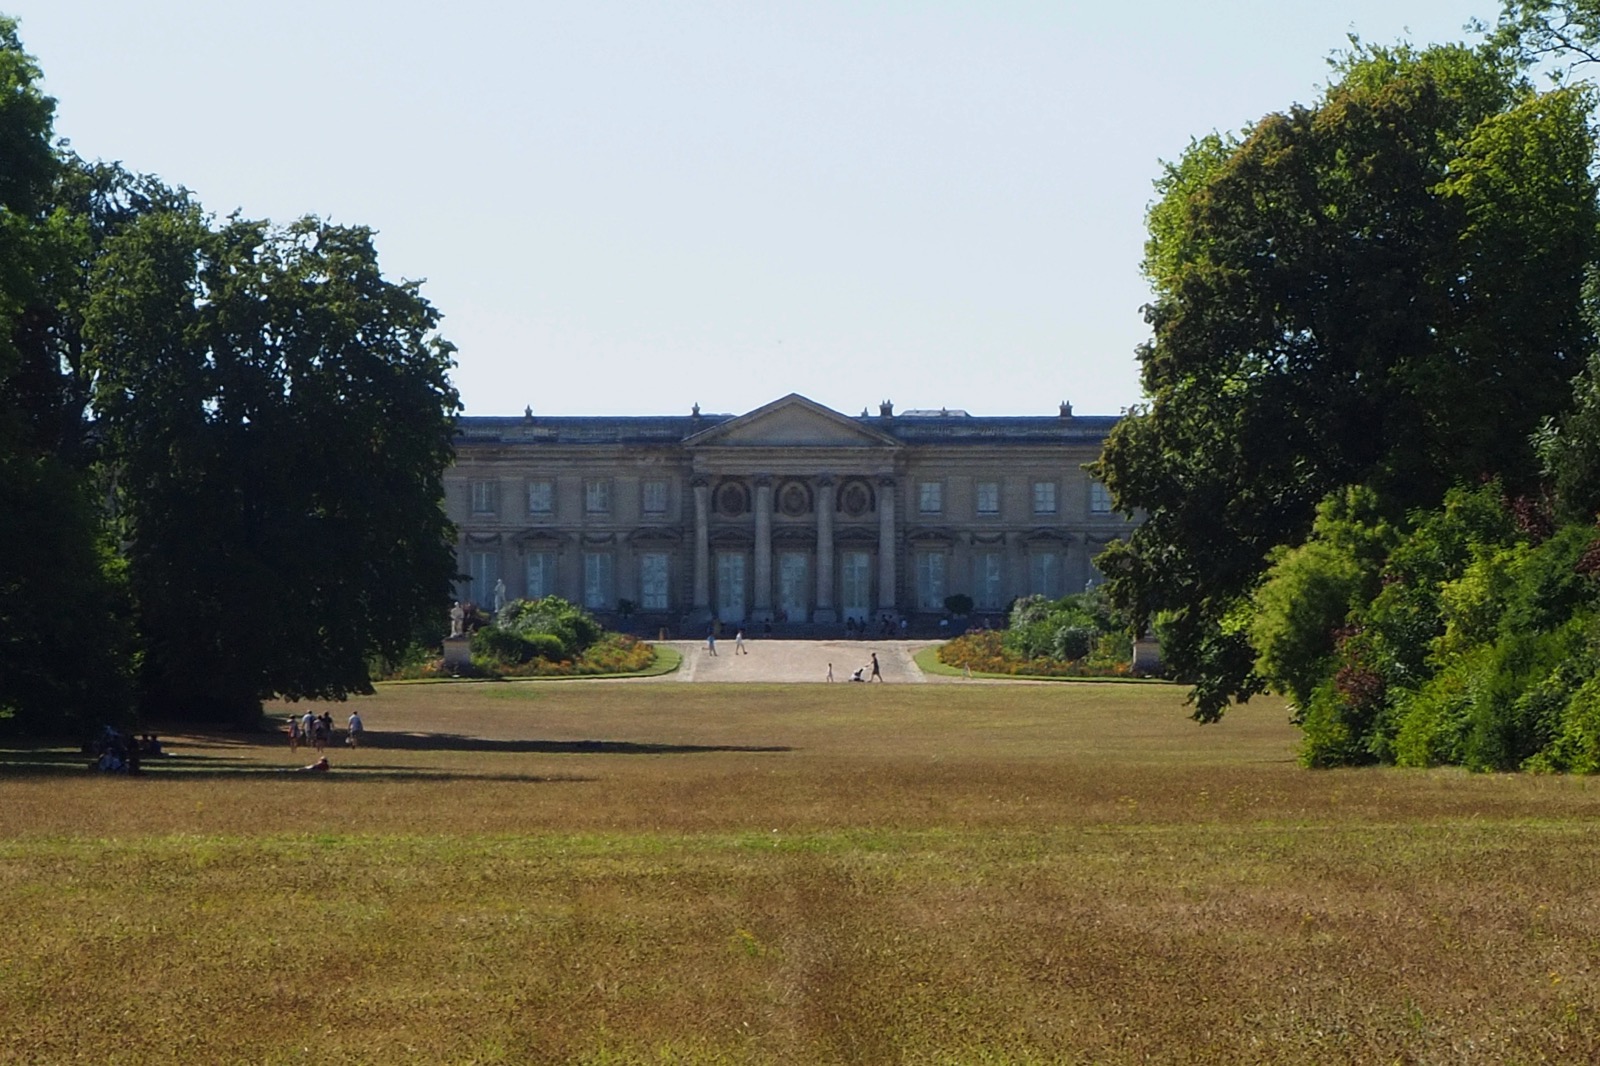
left=1029, top=552, right=1060, bottom=598
left=527, top=480, right=554, bottom=515
left=469, top=550, right=500, bottom=605
left=470, top=480, right=498, bottom=515
left=639, top=553, right=669, bottom=611
left=916, top=551, right=947, bottom=610
left=525, top=551, right=556, bottom=600
left=918, top=482, right=943, bottom=514
left=582, top=552, right=613, bottom=609
left=976, top=551, right=1004, bottom=609
left=585, top=479, right=611, bottom=514
left=642, top=479, right=668, bottom=515
left=778, top=552, right=808, bottom=621
left=840, top=550, right=871, bottom=622
left=976, top=481, right=999, bottom=515
left=1090, top=481, right=1112, bottom=514
left=1032, top=481, right=1057, bottom=514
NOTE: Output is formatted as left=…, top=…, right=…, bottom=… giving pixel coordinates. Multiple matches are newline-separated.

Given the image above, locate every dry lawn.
left=2, top=680, right=1598, bottom=1064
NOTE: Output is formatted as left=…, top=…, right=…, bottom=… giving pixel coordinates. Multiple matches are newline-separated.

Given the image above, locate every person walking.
left=870, top=652, right=883, bottom=682
left=707, top=631, right=718, bottom=656
left=346, top=710, right=364, bottom=748
left=287, top=715, right=301, bottom=752
left=826, top=662, right=834, bottom=682
left=735, top=629, right=747, bottom=654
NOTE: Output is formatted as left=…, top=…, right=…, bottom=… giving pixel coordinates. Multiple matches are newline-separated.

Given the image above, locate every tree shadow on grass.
left=361, top=733, right=794, bottom=756
left=151, top=730, right=795, bottom=756
left=0, top=748, right=595, bottom=784
left=0, top=730, right=791, bottom=779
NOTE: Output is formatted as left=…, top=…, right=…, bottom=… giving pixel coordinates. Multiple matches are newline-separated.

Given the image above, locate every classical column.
left=753, top=476, right=774, bottom=621
left=813, top=475, right=836, bottom=624
left=692, top=478, right=710, bottom=620
left=877, top=476, right=897, bottom=615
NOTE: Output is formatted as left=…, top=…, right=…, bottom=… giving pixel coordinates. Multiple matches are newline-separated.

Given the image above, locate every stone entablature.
left=446, top=393, right=1134, bottom=629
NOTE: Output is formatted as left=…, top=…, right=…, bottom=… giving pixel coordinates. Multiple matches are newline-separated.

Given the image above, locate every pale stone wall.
left=444, top=395, right=1136, bottom=631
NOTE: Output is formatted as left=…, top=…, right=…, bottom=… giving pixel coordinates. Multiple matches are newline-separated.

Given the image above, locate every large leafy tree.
left=1092, top=42, right=1600, bottom=721
left=85, top=210, right=461, bottom=722
left=1492, top=2, right=1600, bottom=65
left=0, top=18, right=136, bottom=733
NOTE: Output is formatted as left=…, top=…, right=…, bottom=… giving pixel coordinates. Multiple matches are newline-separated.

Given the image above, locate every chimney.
left=1059, top=401, right=1073, bottom=418
left=879, top=399, right=894, bottom=418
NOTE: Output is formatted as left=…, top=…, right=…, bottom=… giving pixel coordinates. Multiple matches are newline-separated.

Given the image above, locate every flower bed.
left=937, top=629, right=1132, bottom=678
left=384, top=633, right=658, bottom=680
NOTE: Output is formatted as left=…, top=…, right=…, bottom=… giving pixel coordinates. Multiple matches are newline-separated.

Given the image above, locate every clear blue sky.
left=14, top=1, right=1493, bottom=418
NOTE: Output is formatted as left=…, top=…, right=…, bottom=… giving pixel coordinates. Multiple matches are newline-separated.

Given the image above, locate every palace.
left=445, top=393, right=1134, bottom=630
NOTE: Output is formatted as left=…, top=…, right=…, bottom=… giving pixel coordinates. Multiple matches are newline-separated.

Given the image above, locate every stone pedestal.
left=1132, top=635, right=1163, bottom=676
left=443, top=635, right=472, bottom=670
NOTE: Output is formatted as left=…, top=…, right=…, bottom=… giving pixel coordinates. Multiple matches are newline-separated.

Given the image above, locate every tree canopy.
left=0, top=18, right=138, bottom=733
left=83, top=211, right=461, bottom=721
left=1092, top=40, right=1600, bottom=721
left=0, top=19, right=461, bottom=731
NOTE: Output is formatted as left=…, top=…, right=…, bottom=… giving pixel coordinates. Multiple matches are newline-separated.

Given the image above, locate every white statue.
left=493, top=578, right=507, bottom=614
left=449, top=601, right=465, bottom=638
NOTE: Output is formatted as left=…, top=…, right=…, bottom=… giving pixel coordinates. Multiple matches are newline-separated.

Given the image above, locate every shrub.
left=521, top=632, right=567, bottom=663
left=497, top=597, right=602, bottom=658
left=471, top=626, right=537, bottom=665
left=946, top=589, right=1137, bottom=677
left=944, top=594, right=974, bottom=617
left=1299, top=627, right=1389, bottom=768
left=1052, top=626, right=1095, bottom=662
left=1389, top=651, right=1481, bottom=768
left=494, top=633, right=655, bottom=677
left=1533, top=675, right=1600, bottom=773
left=1461, top=622, right=1586, bottom=772
left=938, top=629, right=1132, bottom=679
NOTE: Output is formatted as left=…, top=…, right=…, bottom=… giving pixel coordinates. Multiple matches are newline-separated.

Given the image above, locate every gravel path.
left=665, top=639, right=945, bottom=683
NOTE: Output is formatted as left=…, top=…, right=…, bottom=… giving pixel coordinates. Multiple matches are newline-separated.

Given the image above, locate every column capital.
left=754, top=474, right=773, bottom=488
left=815, top=474, right=835, bottom=488
left=691, top=476, right=710, bottom=489
left=877, top=475, right=897, bottom=488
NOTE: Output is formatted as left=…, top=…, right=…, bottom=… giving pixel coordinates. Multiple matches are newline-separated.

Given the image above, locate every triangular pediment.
left=683, top=394, right=900, bottom=448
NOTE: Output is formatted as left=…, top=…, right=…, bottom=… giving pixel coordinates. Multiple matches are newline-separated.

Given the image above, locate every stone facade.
left=445, top=393, right=1133, bottom=630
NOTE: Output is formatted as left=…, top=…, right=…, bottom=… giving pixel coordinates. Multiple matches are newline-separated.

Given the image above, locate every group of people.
left=86, top=728, right=166, bottom=773
left=707, top=628, right=754, bottom=655
left=287, top=709, right=363, bottom=754
left=845, top=615, right=904, bottom=638
left=828, top=652, right=884, bottom=683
